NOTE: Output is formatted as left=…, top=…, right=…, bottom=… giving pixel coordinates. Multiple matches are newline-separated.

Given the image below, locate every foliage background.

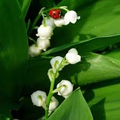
left=0, top=0, right=120, bottom=119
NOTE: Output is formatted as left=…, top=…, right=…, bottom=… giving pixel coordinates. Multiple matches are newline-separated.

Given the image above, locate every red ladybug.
left=49, top=9, right=62, bottom=19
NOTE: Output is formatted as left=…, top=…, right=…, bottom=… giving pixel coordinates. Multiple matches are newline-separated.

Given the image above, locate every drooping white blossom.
left=31, top=90, right=47, bottom=107
left=64, top=10, right=80, bottom=25
left=54, top=18, right=65, bottom=27
left=65, top=48, right=81, bottom=64
left=49, top=96, right=59, bottom=111
left=29, top=44, right=41, bottom=57
left=50, top=56, right=63, bottom=70
left=56, top=80, right=73, bottom=98
left=37, top=37, right=50, bottom=51
left=43, top=17, right=56, bottom=28
left=36, top=25, right=53, bottom=39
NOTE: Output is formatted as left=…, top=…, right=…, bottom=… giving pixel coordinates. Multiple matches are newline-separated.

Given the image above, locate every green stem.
left=42, top=12, right=46, bottom=27
left=28, top=37, right=36, bottom=43
left=45, top=70, right=57, bottom=119
left=59, top=6, right=69, bottom=12
left=45, top=58, right=65, bottom=120
left=28, top=7, right=45, bottom=35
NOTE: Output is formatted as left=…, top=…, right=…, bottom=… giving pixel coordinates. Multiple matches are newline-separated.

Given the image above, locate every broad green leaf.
left=61, top=53, right=120, bottom=85
left=84, top=79, right=120, bottom=120
left=58, top=0, right=96, bottom=9
left=48, top=89, right=93, bottom=120
left=0, top=0, right=28, bottom=116
left=106, top=49, right=120, bottom=60
left=18, top=0, right=32, bottom=18
left=42, top=35, right=120, bottom=55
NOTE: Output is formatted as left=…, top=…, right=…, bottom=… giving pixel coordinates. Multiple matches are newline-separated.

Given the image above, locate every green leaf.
left=18, top=0, right=32, bottom=18
left=61, top=53, right=120, bottom=85
left=39, top=0, right=55, bottom=8
left=42, top=35, right=120, bottom=55
left=106, top=49, right=120, bottom=60
left=84, top=79, right=120, bottom=120
left=48, top=89, right=93, bottom=120
left=0, top=0, right=28, bottom=115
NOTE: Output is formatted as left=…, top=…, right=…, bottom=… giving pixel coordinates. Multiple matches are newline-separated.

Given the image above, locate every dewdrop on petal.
left=37, top=37, right=50, bottom=51
left=65, top=48, right=81, bottom=64
left=54, top=18, right=65, bottom=27
left=29, top=44, right=41, bottom=57
left=49, top=96, right=59, bottom=111
left=64, top=10, right=80, bottom=25
left=36, top=25, right=53, bottom=39
left=57, top=80, right=73, bottom=98
left=31, top=90, right=47, bottom=107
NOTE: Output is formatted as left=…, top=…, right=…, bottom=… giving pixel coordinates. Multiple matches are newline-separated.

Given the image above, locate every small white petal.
left=29, top=44, right=41, bottom=57
left=54, top=18, right=65, bottom=27
left=66, top=53, right=81, bottom=64
left=64, top=10, right=80, bottom=25
left=36, top=25, right=53, bottom=39
left=57, top=80, right=73, bottom=97
left=37, top=37, right=50, bottom=51
left=49, top=96, right=59, bottom=111
left=31, top=90, right=47, bottom=107
left=67, top=48, right=78, bottom=54
left=50, top=56, right=63, bottom=70
left=43, top=17, right=56, bottom=28
left=65, top=48, right=81, bottom=64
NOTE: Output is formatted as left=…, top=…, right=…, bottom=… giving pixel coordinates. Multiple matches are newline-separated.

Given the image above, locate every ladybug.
left=49, top=9, right=62, bottom=19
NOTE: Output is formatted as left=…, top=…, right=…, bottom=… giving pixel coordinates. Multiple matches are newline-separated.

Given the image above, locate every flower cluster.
left=31, top=48, right=81, bottom=116
left=29, top=6, right=80, bottom=57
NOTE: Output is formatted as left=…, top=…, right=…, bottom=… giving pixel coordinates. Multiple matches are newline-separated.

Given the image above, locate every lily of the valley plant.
left=31, top=48, right=81, bottom=120
left=29, top=5, right=81, bottom=120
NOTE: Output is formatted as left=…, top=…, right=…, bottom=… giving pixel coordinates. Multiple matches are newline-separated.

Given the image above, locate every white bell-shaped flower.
left=37, top=37, right=50, bottom=51
left=49, top=96, right=59, bottom=111
left=57, top=80, right=73, bottom=98
left=65, top=48, right=81, bottom=64
left=43, top=17, right=56, bottom=28
left=31, top=90, right=47, bottom=107
left=29, top=44, right=41, bottom=57
left=54, top=18, right=65, bottom=27
left=50, top=56, right=63, bottom=70
left=36, top=25, right=53, bottom=39
left=64, top=10, right=80, bottom=25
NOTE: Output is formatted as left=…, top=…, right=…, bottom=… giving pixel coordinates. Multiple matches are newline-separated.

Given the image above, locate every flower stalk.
left=45, top=58, right=65, bottom=120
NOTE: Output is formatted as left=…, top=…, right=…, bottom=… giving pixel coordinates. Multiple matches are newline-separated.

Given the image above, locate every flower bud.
left=49, top=96, right=59, bottom=111
left=50, top=56, right=63, bottom=70
left=64, top=10, right=80, bottom=25
left=37, top=37, right=50, bottom=51
left=36, top=25, right=53, bottom=39
left=54, top=18, right=65, bottom=27
left=57, top=80, right=73, bottom=98
left=29, top=44, right=41, bottom=57
left=31, top=90, right=47, bottom=107
left=65, top=48, right=81, bottom=64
